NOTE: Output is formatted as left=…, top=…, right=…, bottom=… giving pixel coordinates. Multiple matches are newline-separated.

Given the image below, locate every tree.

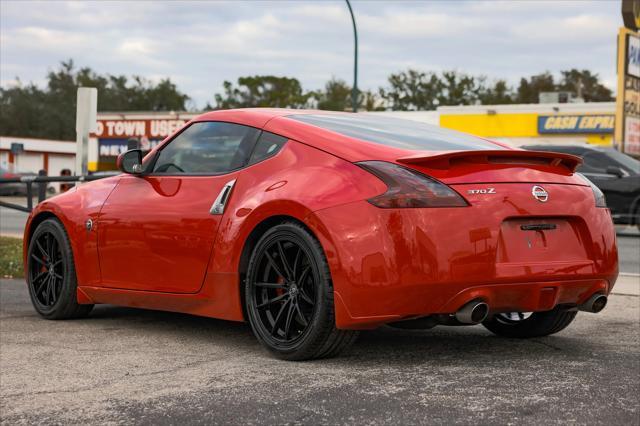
left=311, top=78, right=384, bottom=111
left=379, top=69, right=444, bottom=111
left=0, top=81, right=48, bottom=139
left=361, top=90, right=385, bottom=111
left=515, top=70, right=613, bottom=103
left=0, top=60, right=190, bottom=140
left=557, top=69, right=614, bottom=102
left=477, top=79, right=514, bottom=105
left=438, top=71, right=483, bottom=106
left=379, top=69, right=515, bottom=109
left=515, top=72, right=556, bottom=103
left=314, top=77, right=352, bottom=111
left=214, top=76, right=309, bottom=109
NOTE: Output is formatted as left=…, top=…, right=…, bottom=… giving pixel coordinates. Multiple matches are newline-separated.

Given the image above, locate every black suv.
left=523, top=145, right=640, bottom=228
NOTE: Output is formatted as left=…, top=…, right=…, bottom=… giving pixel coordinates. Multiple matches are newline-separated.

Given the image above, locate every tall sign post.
left=615, top=0, right=640, bottom=157
left=75, top=87, right=98, bottom=175
left=345, top=0, right=358, bottom=112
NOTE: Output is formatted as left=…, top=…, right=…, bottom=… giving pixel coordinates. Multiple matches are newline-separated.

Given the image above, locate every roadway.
left=0, top=276, right=638, bottom=424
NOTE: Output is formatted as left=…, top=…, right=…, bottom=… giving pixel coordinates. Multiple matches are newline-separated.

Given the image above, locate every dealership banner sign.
left=92, top=119, right=186, bottom=140
left=538, top=115, right=615, bottom=134
left=615, top=27, right=640, bottom=157
left=92, top=119, right=186, bottom=170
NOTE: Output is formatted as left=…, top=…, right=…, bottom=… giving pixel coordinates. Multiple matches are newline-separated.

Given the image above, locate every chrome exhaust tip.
left=455, top=300, right=489, bottom=324
left=579, top=294, right=608, bottom=313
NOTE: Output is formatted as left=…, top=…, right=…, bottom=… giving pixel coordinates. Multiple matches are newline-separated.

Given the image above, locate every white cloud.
left=4, top=26, right=89, bottom=51
left=0, top=0, right=620, bottom=108
left=360, top=12, right=486, bottom=39
left=509, top=14, right=618, bottom=42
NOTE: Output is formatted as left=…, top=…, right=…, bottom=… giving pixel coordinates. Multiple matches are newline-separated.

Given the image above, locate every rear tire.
left=27, top=218, right=93, bottom=320
left=482, top=307, right=577, bottom=338
left=244, top=221, right=358, bottom=360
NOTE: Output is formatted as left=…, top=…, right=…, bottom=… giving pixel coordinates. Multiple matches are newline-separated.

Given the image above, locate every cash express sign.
left=538, top=115, right=615, bottom=134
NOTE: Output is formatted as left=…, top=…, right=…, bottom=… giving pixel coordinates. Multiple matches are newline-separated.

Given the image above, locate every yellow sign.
left=538, top=115, right=614, bottom=134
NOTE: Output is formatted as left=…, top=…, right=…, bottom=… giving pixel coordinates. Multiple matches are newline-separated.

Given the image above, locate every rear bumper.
left=310, top=187, right=618, bottom=329
left=331, top=278, right=611, bottom=329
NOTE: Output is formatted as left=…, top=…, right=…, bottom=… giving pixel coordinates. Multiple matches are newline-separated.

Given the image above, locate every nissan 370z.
left=24, top=109, right=618, bottom=360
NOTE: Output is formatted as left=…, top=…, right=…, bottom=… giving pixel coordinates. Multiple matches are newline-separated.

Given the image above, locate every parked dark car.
left=523, top=145, right=640, bottom=228
left=0, top=167, right=54, bottom=196
left=0, top=167, right=34, bottom=196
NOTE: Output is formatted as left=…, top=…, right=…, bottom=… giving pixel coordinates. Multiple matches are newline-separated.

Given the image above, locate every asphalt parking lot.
left=0, top=276, right=638, bottom=425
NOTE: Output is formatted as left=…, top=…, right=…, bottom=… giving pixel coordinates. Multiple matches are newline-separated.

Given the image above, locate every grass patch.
left=0, top=236, right=24, bottom=279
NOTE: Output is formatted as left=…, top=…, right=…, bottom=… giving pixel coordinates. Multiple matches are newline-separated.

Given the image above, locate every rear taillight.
left=577, top=173, right=607, bottom=207
left=357, top=161, right=469, bottom=208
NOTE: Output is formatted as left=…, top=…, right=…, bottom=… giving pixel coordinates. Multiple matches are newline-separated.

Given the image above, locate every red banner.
left=92, top=119, right=186, bottom=139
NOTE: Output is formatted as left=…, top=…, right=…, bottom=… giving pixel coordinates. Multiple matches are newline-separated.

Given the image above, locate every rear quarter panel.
left=200, top=139, right=385, bottom=320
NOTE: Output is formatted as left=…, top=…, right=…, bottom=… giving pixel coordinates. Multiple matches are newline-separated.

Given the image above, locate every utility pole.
left=345, top=0, right=358, bottom=112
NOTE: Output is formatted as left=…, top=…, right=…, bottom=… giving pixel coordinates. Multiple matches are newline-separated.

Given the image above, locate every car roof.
left=191, top=108, right=507, bottom=163
left=193, top=108, right=320, bottom=128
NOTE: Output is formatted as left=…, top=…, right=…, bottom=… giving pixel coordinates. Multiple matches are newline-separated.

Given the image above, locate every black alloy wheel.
left=29, top=230, right=63, bottom=308
left=27, top=218, right=93, bottom=319
left=245, top=222, right=358, bottom=360
left=251, top=236, right=316, bottom=343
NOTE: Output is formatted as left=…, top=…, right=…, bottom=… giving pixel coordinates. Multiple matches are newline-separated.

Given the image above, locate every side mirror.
left=117, top=149, right=144, bottom=175
left=605, top=166, right=624, bottom=178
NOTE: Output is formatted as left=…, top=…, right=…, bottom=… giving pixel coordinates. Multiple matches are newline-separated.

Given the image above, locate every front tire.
left=244, top=222, right=358, bottom=360
left=482, top=307, right=577, bottom=338
left=27, top=218, right=93, bottom=320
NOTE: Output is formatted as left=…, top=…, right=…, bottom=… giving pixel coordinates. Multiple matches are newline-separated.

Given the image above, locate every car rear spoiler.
left=396, top=150, right=582, bottom=173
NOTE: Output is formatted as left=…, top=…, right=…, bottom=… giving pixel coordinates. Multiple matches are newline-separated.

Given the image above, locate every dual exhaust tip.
left=454, top=293, right=607, bottom=324
left=455, top=300, right=489, bottom=324
left=579, top=293, right=608, bottom=313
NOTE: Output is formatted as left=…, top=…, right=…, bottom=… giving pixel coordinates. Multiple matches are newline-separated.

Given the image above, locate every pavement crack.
left=2, top=359, right=212, bottom=399
left=530, top=339, right=563, bottom=351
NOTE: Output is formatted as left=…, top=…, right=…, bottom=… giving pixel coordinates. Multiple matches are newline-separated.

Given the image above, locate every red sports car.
left=24, top=109, right=618, bottom=360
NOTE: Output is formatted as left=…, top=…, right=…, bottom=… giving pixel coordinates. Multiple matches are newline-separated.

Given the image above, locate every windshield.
left=288, top=114, right=502, bottom=151
left=601, top=148, right=640, bottom=175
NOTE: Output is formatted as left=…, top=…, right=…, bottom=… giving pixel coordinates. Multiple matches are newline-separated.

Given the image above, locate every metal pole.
left=37, top=169, right=47, bottom=203
left=345, top=0, right=358, bottom=112
left=26, top=181, right=33, bottom=212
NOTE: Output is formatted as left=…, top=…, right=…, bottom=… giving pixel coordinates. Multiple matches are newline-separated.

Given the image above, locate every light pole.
left=345, top=0, right=358, bottom=112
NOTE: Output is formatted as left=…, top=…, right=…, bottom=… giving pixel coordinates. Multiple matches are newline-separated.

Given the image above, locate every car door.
left=98, top=121, right=260, bottom=293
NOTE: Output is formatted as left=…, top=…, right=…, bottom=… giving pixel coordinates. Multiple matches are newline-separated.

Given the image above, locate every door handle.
left=210, top=179, right=236, bottom=215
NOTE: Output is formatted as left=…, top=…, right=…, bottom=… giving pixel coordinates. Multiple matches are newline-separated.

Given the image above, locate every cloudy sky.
left=0, top=0, right=621, bottom=109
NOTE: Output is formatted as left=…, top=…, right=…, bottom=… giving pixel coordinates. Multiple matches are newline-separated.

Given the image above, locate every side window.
left=248, top=132, right=288, bottom=165
left=580, top=152, right=610, bottom=174
left=153, top=122, right=260, bottom=174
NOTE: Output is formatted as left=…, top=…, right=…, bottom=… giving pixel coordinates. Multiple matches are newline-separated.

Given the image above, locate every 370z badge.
left=467, top=188, right=496, bottom=194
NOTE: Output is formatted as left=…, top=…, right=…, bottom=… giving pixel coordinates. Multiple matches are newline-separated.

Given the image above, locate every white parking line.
left=613, top=274, right=640, bottom=296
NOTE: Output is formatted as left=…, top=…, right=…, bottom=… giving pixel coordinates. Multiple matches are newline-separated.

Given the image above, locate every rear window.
left=288, top=114, right=502, bottom=151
